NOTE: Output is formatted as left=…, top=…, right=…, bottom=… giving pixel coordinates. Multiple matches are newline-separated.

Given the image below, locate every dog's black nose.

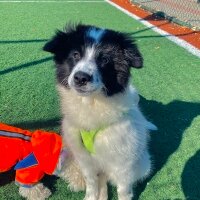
left=74, top=71, right=92, bottom=86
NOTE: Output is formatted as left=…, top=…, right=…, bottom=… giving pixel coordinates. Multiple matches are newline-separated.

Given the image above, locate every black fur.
left=43, top=24, right=143, bottom=96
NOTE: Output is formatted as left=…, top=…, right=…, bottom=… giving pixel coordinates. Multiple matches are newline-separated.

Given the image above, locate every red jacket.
left=0, top=123, right=62, bottom=188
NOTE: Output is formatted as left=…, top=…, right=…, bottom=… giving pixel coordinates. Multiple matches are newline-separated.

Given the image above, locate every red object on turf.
left=0, top=123, right=62, bottom=187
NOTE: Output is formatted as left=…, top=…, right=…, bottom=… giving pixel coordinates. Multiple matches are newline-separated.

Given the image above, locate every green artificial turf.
left=0, top=1, right=200, bottom=200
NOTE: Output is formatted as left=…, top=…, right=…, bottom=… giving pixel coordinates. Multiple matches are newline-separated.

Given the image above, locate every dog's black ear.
left=43, top=23, right=82, bottom=54
left=43, top=38, right=57, bottom=53
left=43, top=31, right=67, bottom=54
left=124, top=46, right=143, bottom=68
left=123, top=34, right=143, bottom=68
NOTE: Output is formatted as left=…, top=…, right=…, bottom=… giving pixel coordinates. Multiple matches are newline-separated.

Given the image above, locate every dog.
left=43, top=24, right=157, bottom=200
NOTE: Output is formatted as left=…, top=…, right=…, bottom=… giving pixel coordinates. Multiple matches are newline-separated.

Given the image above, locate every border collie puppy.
left=44, top=24, right=156, bottom=200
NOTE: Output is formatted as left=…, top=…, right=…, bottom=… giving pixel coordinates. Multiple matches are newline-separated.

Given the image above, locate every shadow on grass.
left=43, top=175, right=59, bottom=194
left=0, top=56, right=53, bottom=75
left=108, top=183, right=116, bottom=200
left=134, top=96, right=200, bottom=199
left=0, top=169, right=59, bottom=195
left=0, top=39, right=48, bottom=44
left=132, top=31, right=195, bottom=39
left=0, top=168, right=15, bottom=186
left=129, top=23, right=196, bottom=39
left=13, top=117, right=61, bottom=131
left=129, top=21, right=169, bottom=36
left=181, top=150, right=200, bottom=199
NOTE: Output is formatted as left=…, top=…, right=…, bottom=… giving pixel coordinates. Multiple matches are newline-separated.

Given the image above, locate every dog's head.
left=43, top=24, right=143, bottom=96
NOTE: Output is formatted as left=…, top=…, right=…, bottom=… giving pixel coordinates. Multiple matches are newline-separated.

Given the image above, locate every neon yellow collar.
left=80, top=112, right=129, bottom=154
left=80, top=128, right=101, bottom=154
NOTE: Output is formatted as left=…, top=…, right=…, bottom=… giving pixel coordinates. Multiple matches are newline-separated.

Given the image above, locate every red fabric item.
left=0, top=123, right=62, bottom=187
left=31, top=130, right=62, bottom=175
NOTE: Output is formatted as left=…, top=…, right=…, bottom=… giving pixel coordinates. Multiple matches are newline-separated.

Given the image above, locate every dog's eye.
left=73, top=51, right=81, bottom=60
left=101, top=56, right=109, bottom=65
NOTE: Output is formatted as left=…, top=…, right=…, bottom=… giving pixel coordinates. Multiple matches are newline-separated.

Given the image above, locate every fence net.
left=131, top=0, right=200, bottom=30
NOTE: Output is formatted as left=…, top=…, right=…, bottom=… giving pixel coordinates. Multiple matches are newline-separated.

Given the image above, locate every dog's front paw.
left=60, top=156, right=86, bottom=192
left=98, top=189, right=108, bottom=200
left=83, top=194, right=98, bottom=200
left=118, top=194, right=133, bottom=200
left=19, top=183, right=51, bottom=200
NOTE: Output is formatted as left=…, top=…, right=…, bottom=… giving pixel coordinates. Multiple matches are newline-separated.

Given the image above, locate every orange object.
left=0, top=123, right=62, bottom=188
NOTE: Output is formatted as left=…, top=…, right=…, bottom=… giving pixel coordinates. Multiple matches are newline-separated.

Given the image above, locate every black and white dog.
left=43, top=24, right=156, bottom=200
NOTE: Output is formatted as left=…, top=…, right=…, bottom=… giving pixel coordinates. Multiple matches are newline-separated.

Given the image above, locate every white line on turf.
left=105, top=0, right=200, bottom=58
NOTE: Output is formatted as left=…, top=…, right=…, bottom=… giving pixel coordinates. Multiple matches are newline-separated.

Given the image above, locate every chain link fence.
left=131, top=0, right=200, bottom=30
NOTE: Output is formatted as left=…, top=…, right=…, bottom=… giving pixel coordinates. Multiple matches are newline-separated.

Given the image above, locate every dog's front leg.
left=98, top=173, right=108, bottom=200
left=80, top=164, right=99, bottom=200
left=84, top=175, right=99, bottom=200
left=117, top=183, right=133, bottom=200
left=19, top=183, right=51, bottom=200
left=62, top=123, right=99, bottom=200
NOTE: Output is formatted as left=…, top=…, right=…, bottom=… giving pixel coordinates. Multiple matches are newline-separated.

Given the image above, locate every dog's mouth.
left=73, top=87, right=99, bottom=96
left=68, top=73, right=103, bottom=96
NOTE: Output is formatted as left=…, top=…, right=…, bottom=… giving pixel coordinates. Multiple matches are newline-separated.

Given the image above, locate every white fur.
left=59, top=84, right=152, bottom=200
left=19, top=183, right=51, bottom=200
left=68, top=47, right=103, bottom=95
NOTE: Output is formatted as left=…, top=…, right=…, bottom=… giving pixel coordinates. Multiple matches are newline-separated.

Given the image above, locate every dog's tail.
left=146, top=121, right=158, bottom=131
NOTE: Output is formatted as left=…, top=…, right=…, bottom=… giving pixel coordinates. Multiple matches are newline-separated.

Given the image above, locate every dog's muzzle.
left=74, top=71, right=93, bottom=87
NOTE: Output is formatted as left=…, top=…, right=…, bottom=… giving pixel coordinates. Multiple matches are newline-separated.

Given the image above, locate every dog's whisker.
left=61, top=77, right=68, bottom=85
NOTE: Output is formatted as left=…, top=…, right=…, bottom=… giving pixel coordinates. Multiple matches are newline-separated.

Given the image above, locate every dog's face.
left=43, top=24, right=143, bottom=96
